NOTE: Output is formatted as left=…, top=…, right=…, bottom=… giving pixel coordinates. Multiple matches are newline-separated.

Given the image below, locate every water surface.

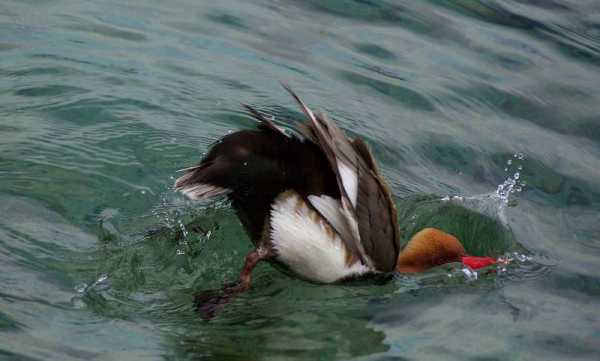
left=1, top=0, right=600, bottom=360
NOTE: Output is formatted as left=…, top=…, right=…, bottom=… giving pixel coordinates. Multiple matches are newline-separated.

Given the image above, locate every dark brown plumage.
left=176, top=86, right=400, bottom=271
left=176, top=118, right=339, bottom=242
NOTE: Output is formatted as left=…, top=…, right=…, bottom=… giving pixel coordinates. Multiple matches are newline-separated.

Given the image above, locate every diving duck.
left=175, top=84, right=496, bottom=316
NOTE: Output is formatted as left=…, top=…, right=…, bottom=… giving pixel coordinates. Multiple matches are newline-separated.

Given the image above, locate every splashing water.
left=72, top=273, right=111, bottom=308
left=460, top=267, right=478, bottom=281
left=149, top=190, right=195, bottom=256
left=442, top=153, right=528, bottom=226
left=176, top=219, right=189, bottom=255
left=441, top=148, right=551, bottom=282
left=395, top=249, right=542, bottom=291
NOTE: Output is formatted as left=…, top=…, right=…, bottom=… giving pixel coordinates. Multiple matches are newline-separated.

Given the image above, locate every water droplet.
left=441, top=196, right=450, bottom=201
left=514, top=253, right=532, bottom=263
left=462, top=267, right=478, bottom=281
left=178, top=220, right=188, bottom=239
left=96, top=274, right=108, bottom=284
left=504, top=167, right=508, bottom=172
left=90, top=274, right=110, bottom=291
left=176, top=249, right=185, bottom=255
left=243, top=161, right=248, bottom=166
left=75, top=283, right=88, bottom=293
left=507, top=159, right=512, bottom=165
left=514, top=172, right=520, bottom=180
left=518, top=165, right=523, bottom=170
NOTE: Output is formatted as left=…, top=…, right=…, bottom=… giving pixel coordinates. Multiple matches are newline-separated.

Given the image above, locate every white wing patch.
left=336, top=158, right=358, bottom=208
left=307, top=194, right=349, bottom=241
left=270, top=192, right=370, bottom=283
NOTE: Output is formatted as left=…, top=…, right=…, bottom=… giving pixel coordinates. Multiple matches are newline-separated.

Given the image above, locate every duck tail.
left=174, top=105, right=292, bottom=201
left=174, top=160, right=233, bottom=200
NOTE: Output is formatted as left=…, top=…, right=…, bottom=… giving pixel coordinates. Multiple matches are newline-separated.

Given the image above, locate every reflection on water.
left=1, top=0, right=600, bottom=360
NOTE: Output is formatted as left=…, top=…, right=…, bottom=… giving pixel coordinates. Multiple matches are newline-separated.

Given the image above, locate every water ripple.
left=2, top=0, right=600, bottom=360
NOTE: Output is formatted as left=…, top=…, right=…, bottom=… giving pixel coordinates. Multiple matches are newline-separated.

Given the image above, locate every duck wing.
left=283, top=84, right=400, bottom=272
left=352, top=138, right=401, bottom=271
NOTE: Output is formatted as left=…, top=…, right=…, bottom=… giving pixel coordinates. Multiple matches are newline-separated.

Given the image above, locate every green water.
left=1, top=0, right=599, bottom=360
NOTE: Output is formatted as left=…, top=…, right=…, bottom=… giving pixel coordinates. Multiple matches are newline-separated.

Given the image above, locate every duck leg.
left=194, top=247, right=273, bottom=319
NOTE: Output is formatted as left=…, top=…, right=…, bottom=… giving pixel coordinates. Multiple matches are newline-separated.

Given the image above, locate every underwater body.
left=2, top=1, right=600, bottom=360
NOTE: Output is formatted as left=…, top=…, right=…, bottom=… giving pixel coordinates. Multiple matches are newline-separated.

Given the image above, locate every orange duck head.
left=395, top=227, right=496, bottom=273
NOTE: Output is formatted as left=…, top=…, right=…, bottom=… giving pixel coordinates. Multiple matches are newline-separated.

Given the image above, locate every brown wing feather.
left=283, top=84, right=400, bottom=271
left=353, top=139, right=401, bottom=271
left=352, top=138, right=379, bottom=172
left=241, top=103, right=289, bottom=137
left=308, top=112, right=401, bottom=271
left=282, top=84, right=370, bottom=266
